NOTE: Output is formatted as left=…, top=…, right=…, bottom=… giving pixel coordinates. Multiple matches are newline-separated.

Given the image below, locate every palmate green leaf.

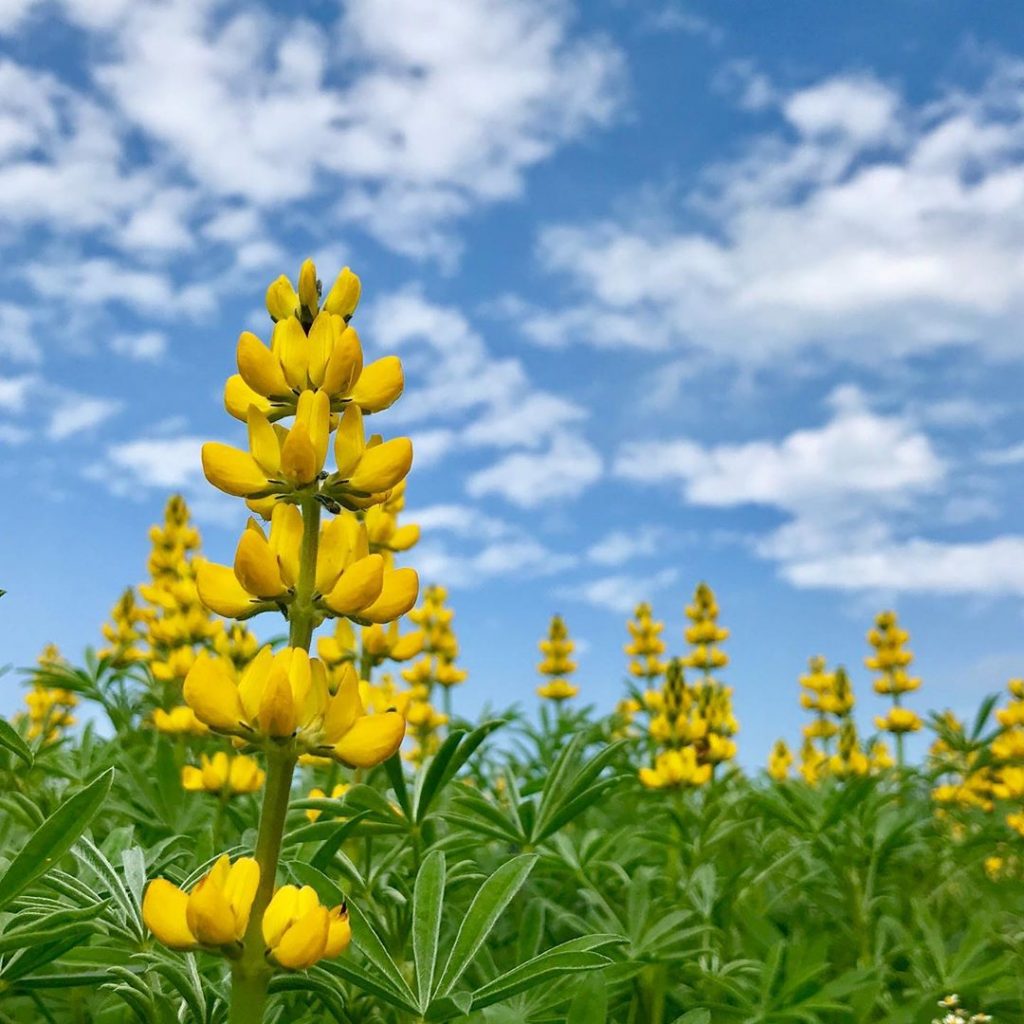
left=346, top=899, right=420, bottom=1007
left=314, top=957, right=419, bottom=1015
left=0, top=768, right=113, bottom=914
left=434, top=854, right=537, bottom=998
left=413, top=849, right=446, bottom=1009
left=0, top=718, right=32, bottom=766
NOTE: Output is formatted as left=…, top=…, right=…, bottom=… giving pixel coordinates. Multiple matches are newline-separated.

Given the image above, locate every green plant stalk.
left=228, top=496, right=321, bottom=1024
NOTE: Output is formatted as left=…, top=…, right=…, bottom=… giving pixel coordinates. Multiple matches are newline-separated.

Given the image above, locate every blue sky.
left=2, top=0, right=1024, bottom=764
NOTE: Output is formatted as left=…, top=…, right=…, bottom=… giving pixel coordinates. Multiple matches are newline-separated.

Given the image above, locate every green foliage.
left=0, top=662, right=1020, bottom=1023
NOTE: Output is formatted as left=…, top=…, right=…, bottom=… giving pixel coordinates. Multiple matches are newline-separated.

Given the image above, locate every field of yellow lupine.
left=1, top=261, right=1020, bottom=1024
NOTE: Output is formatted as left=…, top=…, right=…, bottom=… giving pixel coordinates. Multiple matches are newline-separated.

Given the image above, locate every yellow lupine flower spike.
left=183, top=647, right=406, bottom=765
left=143, top=855, right=259, bottom=952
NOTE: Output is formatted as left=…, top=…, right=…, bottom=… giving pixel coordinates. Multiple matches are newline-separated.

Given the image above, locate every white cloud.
left=587, top=527, right=665, bottom=566
left=780, top=537, right=1024, bottom=596
left=0, top=423, right=29, bottom=445
left=0, top=303, right=40, bottom=363
left=109, top=330, right=167, bottom=362
left=608, top=387, right=1024, bottom=596
left=411, top=537, right=574, bottom=588
left=412, top=503, right=515, bottom=541
left=364, top=288, right=598, bottom=495
left=559, top=567, right=679, bottom=613
left=25, top=258, right=215, bottom=317
left=529, top=63, right=1024, bottom=364
left=0, top=374, right=36, bottom=413
left=86, top=0, right=622, bottom=257
left=102, top=435, right=205, bottom=488
left=614, top=386, right=944, bottom=511
left=47, top=395, right=120, bottom=440
left=467, top=433, right=603, bottom=508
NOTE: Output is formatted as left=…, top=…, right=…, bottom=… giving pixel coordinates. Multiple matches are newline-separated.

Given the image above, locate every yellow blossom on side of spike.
left=262, top=885, right=351, bottom=969
left=143, top=855, right=259, bottom=952
left=181, top=753, right=265, bottom=795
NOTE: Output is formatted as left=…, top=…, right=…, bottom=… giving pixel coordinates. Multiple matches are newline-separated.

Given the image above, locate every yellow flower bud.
left=334, top=404, right=365, bottom=478
left=237, top=331, right=291, bottom=398
left=266, top=275, right=299, bottom=322
left=280, top=422, right=318, bottom=486
left=323, top=266, right=361, bottom=319
left=333, top=710, right=406, bottom=768
left=202, top=443, right=268, bottom=498
left=233, top=527, right=287, bottom=599
left=196, top=562, right=259, bottom=618
left=274, top=317, right=310, bottom=390
left=323, top=554, right=384, bottom=616
left=225, top=374, right=271, bottom=421
left=350, top=356, right=404, bottom=413
left=347, top=437, right=413, bottom=494
left=298, top=258, right=319, bottom=314
left=322, top=324, right=363, bottom=396
left=183, top=654, right=247, bottom=733
left=357, top=568, right=419, bottom=624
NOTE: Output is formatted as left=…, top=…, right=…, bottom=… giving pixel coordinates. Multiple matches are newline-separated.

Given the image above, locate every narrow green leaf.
left=412, top=850, right=446, bottom=1009
left=471, top=950, right=612, bottom=1009
left=347, top=900, right=419, bottom=1005
left=315, top=958, right=419, bottom=1014
left=415, top=720, right=504, bottom=823
left=73, top=836, right=143, bottom=938
left=310, top=810, right=372, bottom=871
left=0, top=719, right=32, bottom=766
left=435, top=854, right=537, bottom=997
left=384, top=752, right=412, bottom=819
left=673, top=1011, right=711, bottom=1024
left=0, top=769, right=113, bottom=913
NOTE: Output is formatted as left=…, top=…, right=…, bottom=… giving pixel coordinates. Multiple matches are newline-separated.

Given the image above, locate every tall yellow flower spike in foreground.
left=144, top=260, right=418, bottom=1024
left=537, top=614, right=578, bottom=702
left=867, top=610, right=922, bottom=765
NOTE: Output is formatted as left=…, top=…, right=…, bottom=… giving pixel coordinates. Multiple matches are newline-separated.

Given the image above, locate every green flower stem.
left=229, top=749, right=296, bottom=1024
left=229, top=495, right=321, bottom=1024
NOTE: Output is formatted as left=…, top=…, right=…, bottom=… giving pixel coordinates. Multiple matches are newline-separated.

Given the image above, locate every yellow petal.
left=143, top=879, right=196, bottom=949
left=274, top=317, right=310, bottom=390
left=348, top=438, right=413, bottom=494
left=390, top=524, right=420, bottom=551
left=196, top=562, right=258, bottom=618
left=298, top=258, right=319, bottom=313
left=237, top=331, right=291, bottom=398
left=280, top=422, right=317, bottom=486
left=181, top=766, right=205, bottom=791
left=333, top=404, right=365, bottom=479
left=234, top=528, right=286, bottom=599
left=266, top=274, right=299, bottom=321
left=237, top=645, right=275, bottom=721
left=269, top=503, right=303, bottom=586
left=183, top=655, right=247, bottom=733
left=263, top=885, right=300, bottom=948
left=350, top=356, right=403, bottom=413
left=225, top=374, right=271, bottom=421
left=304, top=389, right=331, bottom=474
left=273, top=905, right=330, bottom=970
left=186, top=876, right=237, bottom=946
left=322, top=266, right=361, bottom=319
left=323, top=664, right=364, bottom=743
left=357, top=568, right=419, bottom=624
left=323, top=554, right=384, bottom=616
left=306, top=314, right=333, bottom=387
left=321, top=323, right=363, bottom=396
left=248, top=406, right=281, bottom=477
left=315, top=514, right=353, bottom=594
left=258, top=662, right=296, bottom=737
left=223, top=857, right=261, bottom=938
left=202, top=443, right=268, bottom=498
left=324, top=906, right=352, bottom=958
left=334, top=711, right=406, bottom=768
